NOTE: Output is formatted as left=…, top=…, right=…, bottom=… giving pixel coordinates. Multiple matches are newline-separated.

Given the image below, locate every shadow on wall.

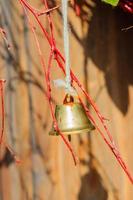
left=78, top=167, right=108, bottom=200
left=0, top=148, right=15, bottom=167
left=83, top=0, right=133, bottom=115
left=76, top=1, right=132, bottom=200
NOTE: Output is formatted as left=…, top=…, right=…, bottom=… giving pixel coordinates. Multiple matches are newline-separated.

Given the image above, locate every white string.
left=62, top=0, right=71, bottom=93
left=53, top=79, right=77, bottom=95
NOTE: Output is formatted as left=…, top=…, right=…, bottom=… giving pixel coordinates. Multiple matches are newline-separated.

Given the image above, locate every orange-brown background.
left=0, top=0, right=133, bottom=199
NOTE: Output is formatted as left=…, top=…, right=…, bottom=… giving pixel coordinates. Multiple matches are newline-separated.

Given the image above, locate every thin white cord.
left=53, top=79, right=77, bottom=95
left=62, top=0, right=71, bottom=92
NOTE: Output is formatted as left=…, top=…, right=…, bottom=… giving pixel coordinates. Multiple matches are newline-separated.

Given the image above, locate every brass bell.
left=49, top=94, right=95, bottom=136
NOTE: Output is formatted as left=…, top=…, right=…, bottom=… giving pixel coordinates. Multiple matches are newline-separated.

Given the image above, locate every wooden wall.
left=0, top=0, right=133, bottom=199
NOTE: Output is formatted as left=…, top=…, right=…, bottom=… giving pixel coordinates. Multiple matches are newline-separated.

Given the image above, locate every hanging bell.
left=49, top=94, right=95, bottom=136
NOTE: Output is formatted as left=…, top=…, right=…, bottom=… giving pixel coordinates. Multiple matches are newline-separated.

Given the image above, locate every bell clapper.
left=68, top=134, right=71, bottom=141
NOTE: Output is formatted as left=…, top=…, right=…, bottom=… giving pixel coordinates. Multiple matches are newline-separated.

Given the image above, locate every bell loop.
left=63, top=94, right=74, bottom=104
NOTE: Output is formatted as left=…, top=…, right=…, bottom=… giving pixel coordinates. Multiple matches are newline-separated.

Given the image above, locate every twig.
left=20, top=3, right=78, bottom=164
left=122, top=26, right=133, bottom=31
left=19, top=0, right=133, bottom=181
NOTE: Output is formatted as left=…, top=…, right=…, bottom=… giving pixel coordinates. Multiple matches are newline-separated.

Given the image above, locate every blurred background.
left=0, top=0, right=133, bottom=199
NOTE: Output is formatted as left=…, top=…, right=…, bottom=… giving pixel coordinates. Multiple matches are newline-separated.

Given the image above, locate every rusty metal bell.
left=49, top=94, right=95, bottom=136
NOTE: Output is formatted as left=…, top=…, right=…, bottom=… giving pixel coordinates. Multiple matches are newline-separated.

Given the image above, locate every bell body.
left=50, top=102, right=95, bottom=135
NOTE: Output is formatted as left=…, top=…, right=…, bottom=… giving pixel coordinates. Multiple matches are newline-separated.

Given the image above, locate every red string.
left=78, top=97, right=133, bottom=183
left=19, top=0, right=133, bottom=183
